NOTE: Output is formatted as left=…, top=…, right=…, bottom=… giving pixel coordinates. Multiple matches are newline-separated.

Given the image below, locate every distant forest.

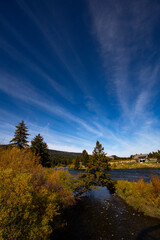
left=149, top=150, right=160, bottom=160
left=2, top=144, right=160, bottom=166
left=0, top=144, right=82, bottom=166
left=49, top=149, right=82, bottom=166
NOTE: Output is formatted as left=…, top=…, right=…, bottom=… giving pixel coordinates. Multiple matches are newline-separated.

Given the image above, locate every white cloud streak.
left=88, top=0, right=160, bottom=121
left=15, top=0, right=91, bottom=97
left=0, top=118, right=93, bottom=153
left=87, top=0, right=160, bottom=155
left=0, top=33, right=73, bottom=103
left=0, top=72, right=101, bottom=136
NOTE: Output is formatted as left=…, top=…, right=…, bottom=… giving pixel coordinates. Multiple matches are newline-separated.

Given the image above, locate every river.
left=52, top=168, right=160, bottom=240
left=67, top=168, right=160, bottom=182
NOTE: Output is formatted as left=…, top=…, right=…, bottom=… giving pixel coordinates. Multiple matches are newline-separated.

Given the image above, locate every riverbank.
left=115, top=176, right=160, bottom=219
left=110, top=161, right=160, bottom=169
left=68, top=161, right=160, bottom=170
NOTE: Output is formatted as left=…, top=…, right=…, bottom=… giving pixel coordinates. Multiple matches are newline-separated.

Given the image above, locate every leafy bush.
left=0, top=148, right=75, bottom=239
left=116, top=176, right=160, bottom=218
left=152, top=175, right=160, bottom=193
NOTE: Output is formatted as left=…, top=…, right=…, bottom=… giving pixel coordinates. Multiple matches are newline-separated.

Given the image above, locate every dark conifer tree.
left=10, top=120, right=29, bottom=149
left=73, top=155, right=80, bottom=169
left=31, top=134, right=50, bottom=167
left=86, top=141, right=110, bottom=184
left=77, top=141, right=115, bottom=195
left=81, top=149, right=89, bottom=166
left=157, top=150, right=160, bottom=163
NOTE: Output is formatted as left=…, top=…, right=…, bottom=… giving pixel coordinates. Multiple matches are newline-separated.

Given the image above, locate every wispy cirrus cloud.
left=1, top=0, right=160, bottom=156
left=1, top=72, right=136, bottom=154
left=86, top=0, right=160, bottom=155
left=0, top=72, right=101, bottom=136
left=28, top=122, right=93, bottom=153
left=15, top=0, right=91, bottom=97
left=0, top=31, right=73, bottom=103
left=0, top=118, right=93, bottom=153
left=88, top=0, right=160, bottom=121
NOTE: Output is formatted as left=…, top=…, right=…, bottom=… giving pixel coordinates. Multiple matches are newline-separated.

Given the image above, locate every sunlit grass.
left=116, top=175, right=160, bottom=218
left=111, top=161, right=160, bottom=169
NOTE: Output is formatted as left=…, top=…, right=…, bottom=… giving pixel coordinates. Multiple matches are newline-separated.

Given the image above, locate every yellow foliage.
left=0, top=148, right=76, bottom=239
left=0, top=147, right=40, bottom=172
left=152, top=175, right=160, bottom=194
left=116, top=177, right=160, bottom=218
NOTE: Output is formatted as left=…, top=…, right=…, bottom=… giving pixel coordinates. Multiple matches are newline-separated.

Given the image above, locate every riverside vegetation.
left=0, top=147, right=76, bottom=239
left=1, top=120, right=160, bottom=239
left=111, top=161, right=160, bottom=169
left=0, top=121, right=112, bottom=239
left=115, top=176, right=160, bottom=218
left=0, top=121, right=78, bottom=239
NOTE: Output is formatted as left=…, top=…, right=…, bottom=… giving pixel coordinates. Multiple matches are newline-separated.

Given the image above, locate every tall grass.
left=0, top=147, right=76, bottom=239
left=111, top=161, right=160, bottom=169
left=116, top=175, right=160, bottom=218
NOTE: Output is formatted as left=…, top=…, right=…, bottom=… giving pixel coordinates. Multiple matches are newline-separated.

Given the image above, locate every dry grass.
left=116, top=175, right=160, bottom=218
left=111, top=161, right=160, bottom=169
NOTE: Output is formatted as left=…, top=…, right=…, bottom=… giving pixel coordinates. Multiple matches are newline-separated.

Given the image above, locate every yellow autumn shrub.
left=152, top=175, right=160, bottom=194
left=116, top=176, right=160, bottom=218
left=0, top=148, right=76, bottom=239
left=0, top=147, right=40, bottom=173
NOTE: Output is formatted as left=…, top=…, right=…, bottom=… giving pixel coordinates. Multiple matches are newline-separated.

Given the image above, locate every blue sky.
left=0, top=0, right=160, bottom=156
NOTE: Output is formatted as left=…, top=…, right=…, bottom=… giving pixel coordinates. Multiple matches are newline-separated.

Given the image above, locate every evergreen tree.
left=77, top=141, right=114, bottom=195
left=81, top=149, right=89, bottom=166
left=31, top=134, right=50, bottom=167
left=86, top=141, right=110, bottom=184
left=157, top=150, right=160, bottom=163
left=10, top=120, right=29, bottom=149
left=73, top=155, right=80, bottom=169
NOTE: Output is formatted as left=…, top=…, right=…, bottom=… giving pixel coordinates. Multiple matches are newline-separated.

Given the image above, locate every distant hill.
left=49, top=149, right=82, bottom=166
left=0, top=144, right=11, bottom=149
left=0, top=144, right=82, bottom=166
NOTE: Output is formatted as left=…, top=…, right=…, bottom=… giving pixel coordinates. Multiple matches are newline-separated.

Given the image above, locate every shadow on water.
left=52, top=186, right=160, bottom=240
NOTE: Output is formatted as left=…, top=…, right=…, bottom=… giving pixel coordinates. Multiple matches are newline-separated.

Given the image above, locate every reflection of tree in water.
left=136, top=224, right=160, bottom=240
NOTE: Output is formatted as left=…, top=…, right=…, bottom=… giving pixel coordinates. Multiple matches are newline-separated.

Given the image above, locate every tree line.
left=0, top=122, right=114, bottom=239
left=8, top=120, right=91, bottom=168
left=149, top=150, right=160, bottom=162
left=9, top=120, right=50, bottom=167
left=8, top=121, right=114, bottom=192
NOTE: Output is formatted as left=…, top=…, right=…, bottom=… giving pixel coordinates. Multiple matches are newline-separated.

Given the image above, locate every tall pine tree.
left=86, top=141, right=110, bottom=184
left=81, top=150, right=89, bottom=166
left=77, top=141, right=114, bottom=195
left=73, top=155, right=80, bottom=169
left=31, top=134, right=50, bottom=167
left=10, top=120, right=29, bottom=149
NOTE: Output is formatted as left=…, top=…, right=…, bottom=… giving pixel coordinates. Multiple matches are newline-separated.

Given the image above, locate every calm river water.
left=68, top=168, right=160, bottom=182
left=52, top=168, right=160, bottom=240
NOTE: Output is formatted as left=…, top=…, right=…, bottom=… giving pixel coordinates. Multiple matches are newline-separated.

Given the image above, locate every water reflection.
left=84, top=186, right=112, bottom=201
left=67, top=168, right=160, bottom=182
left=108, top=168, right=160, bottom=182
